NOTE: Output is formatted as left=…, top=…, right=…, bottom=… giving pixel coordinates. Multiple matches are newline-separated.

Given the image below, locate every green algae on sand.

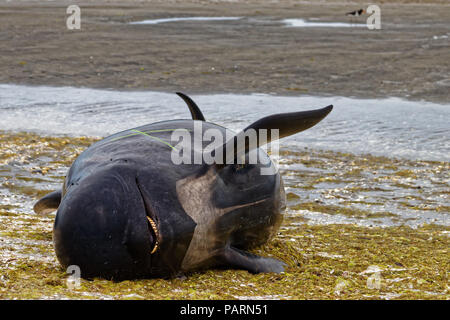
left=0, top=209, right=448, bottom=300
left=0, top=131, right=448, bottom=299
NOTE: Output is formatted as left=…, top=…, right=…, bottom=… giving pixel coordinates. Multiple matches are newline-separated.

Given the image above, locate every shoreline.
left=1, top=83, right=448, bottom=163
left=2, top=80, right=450, bottom=103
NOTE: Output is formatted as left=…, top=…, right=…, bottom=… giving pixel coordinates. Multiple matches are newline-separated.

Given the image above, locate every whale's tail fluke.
left=33, top=190, right=61, bottom=214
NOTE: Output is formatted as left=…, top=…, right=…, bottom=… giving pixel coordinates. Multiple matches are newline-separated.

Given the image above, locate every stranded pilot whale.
left=34, top=93, right=332, bottom=279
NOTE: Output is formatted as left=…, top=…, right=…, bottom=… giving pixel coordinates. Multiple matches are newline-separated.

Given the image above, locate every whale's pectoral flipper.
left=176, top=92, right=206, bottom=121
left=242, top=104, right=333, bottom=142
left=217, top=246, right=286, bottom=274
left=214, top=105, right=333, bottom=166
left=33, top=190, right=62, bottom=214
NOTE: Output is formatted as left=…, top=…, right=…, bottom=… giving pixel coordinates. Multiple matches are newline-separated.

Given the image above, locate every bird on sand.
left=346, top=8, right=365, bottom=24
left=346, top=9, right=365, bottom=17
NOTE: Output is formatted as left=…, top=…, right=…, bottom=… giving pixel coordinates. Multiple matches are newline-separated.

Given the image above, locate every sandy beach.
left=0, top=0, right=449, bottom=102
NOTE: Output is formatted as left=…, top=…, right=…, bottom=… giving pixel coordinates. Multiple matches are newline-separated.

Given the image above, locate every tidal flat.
left=0, top=132, right=448, bottom=299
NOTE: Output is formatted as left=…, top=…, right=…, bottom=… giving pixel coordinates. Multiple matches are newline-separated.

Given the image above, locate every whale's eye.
left=232, top=163, right=247, bottom=172
left=232, top=163, right=255, bottom=174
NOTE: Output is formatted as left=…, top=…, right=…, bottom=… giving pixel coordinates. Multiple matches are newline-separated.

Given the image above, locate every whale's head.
left=53, top=165, right=159, bottom=279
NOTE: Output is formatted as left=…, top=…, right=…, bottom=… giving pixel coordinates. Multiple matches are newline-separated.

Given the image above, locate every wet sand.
left=0, top=0, right=449, bottom=102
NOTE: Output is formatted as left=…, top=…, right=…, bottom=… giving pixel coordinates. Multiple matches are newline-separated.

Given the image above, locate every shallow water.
left=283, top=19, right=366, bottom=28
left=130, top=17, right=242, bottom=25
left=129, top=16, right=366, bottom=29
left=1, top=84, right=448, bottom=161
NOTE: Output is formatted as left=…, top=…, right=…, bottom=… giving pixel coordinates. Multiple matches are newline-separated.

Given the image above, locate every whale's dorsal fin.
left=176, top=92, right=206, bottom=121
left=33, top=190, right=62, bottom=214
left=214, top=105, right=333, bottom=167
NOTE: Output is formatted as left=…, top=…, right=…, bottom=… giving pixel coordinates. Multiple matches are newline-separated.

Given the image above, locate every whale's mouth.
left=136, top=178, right=160, bottom=254
left=146, top=216, right=159, bottom=254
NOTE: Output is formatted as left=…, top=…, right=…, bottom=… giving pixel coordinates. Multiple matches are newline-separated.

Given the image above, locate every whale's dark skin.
left=34, top=93, right=332, bottom=280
